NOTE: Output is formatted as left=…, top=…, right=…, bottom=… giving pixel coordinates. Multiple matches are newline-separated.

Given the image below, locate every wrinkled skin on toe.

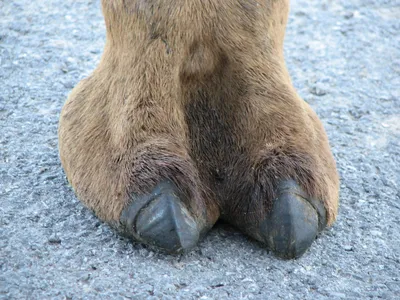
left=58, top=0, right=339, bottom=259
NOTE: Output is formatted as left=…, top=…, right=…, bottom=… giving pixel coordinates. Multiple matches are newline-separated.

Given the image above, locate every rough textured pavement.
left=1, top=0, right=399, bottom=299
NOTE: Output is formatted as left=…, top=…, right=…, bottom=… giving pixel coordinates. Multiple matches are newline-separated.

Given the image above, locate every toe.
left=260, top=180, right=327, bottom=259
left=120, top=181, right=200, bottom=253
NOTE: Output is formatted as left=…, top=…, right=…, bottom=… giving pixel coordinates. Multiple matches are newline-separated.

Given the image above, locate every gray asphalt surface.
left=1, top=0, right=399, bottom=299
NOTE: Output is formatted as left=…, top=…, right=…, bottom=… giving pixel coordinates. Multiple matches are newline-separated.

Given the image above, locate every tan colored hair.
left=59, top=0, right=339, bottom=234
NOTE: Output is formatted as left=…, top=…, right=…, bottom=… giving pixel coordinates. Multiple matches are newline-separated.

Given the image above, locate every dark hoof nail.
left=120, top=181, right=200, bottom=253
left=260, top=180, right=327, bottom=259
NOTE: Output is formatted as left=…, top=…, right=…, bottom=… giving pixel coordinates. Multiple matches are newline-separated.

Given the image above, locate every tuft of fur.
left=59, top=0, right=339, bottom=236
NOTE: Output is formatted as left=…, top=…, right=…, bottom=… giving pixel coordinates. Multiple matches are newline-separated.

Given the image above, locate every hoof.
left=120, top=181, right=200, bottom=253
left=260, top=180, right=327, bottom=259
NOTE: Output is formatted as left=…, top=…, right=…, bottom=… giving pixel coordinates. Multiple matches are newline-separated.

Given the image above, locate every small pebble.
left=309, top=85, right=328, bottom=96
left=344, top=12, right=354, bottom=19
left=48, top=235, right=62, bottom=244
left=344, top=245, right=353, bottom=251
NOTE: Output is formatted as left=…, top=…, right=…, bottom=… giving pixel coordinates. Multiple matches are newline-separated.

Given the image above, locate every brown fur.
left=59, top=0, right=339, bottom=240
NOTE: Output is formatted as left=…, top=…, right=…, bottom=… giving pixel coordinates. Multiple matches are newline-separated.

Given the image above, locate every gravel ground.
left=1, top=0, right=399, bottom=299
